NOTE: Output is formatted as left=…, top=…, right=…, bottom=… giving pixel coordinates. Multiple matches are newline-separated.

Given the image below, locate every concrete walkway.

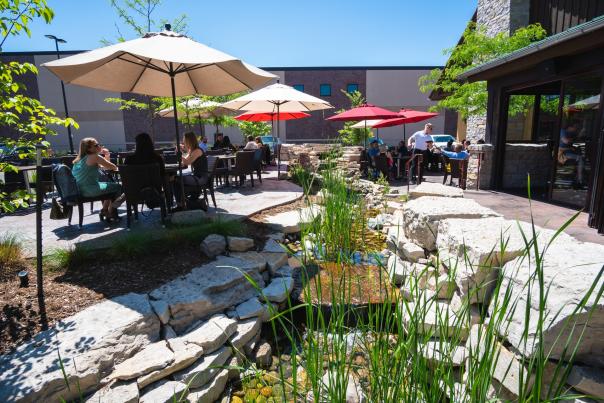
left=0, top=174, right=302, bottom=257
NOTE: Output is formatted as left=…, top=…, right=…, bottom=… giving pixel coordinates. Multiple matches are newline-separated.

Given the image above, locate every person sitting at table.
left=173, top=131, right=208, bottom=208
left=435, top=142, right=470, bottom=159
left=199, top=136, right=209, bottom=152
left=212, top=133, right=236, bottom=151
left=244, top=135, right=259, bottom=150
left=256, top=136, right=271, bottom=165
left=125, top=132, right=165, bottom=177
left=72, top=137, right=122, bottom=222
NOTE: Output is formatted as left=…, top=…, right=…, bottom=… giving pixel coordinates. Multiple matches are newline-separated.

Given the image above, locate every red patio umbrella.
left=372, top=109, right=439, bottom=141
left=235, top=111, right=310, bottom=121
left=326, top=103, right=399, bottom=149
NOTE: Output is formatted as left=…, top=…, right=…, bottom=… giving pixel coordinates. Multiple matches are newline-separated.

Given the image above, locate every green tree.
left=102, top=0, right=189, bottom=139
left=418, top=22, right=547, bottom=119
left=337, top=90, right=372, bottom=145
left=0, top=0, right=78, bottom=212
left=238, top=121, right=271, bottom=138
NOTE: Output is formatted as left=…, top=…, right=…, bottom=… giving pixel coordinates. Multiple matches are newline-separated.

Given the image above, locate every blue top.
left=442, top=150, right=469, bottom=160
left=199, top=142, right=208, bottom=152
left=367, top=147, right=380, bottom=158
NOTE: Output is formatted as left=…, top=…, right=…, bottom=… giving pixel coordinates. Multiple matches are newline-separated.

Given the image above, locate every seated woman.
left=255, top=136, right=271, bottom=165
left=125, top=132, right=165, bottom=176
left=173, top=132, right=208, bottom=208
left=72, top=137, right=122, bottom=222
left=243, top=135, right=259, bottom=150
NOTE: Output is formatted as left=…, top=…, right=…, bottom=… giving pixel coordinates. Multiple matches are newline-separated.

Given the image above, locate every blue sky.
left=6, top=0, right=476, bottom=67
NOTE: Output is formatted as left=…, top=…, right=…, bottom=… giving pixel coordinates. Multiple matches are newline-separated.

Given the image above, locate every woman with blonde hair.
left=72, top=137, right=122, bottom=222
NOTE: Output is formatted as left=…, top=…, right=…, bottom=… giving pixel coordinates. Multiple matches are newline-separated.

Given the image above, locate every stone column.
left=467, top=144, right=495, bottom=190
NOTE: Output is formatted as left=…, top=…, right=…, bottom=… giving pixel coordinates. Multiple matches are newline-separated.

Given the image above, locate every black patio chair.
left=442, top=155, right=468, bottom=189
left=53, top=164, right=119, bottom=228
left=253, top=148, right=263, bottom=183
left=118, top=163, right=167, bottom=228
left=163, top=152, right=178, bottom=164
left=373, top=154, right=390, bottom=179
left=200, top=156, right=218, bottom=208
left=229, top=151, right=256, bottom=187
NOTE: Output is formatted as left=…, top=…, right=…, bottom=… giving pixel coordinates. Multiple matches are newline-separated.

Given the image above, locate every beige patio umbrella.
left=221, top=82, right=333, bottom=177
left=42, top=25, right=275, bottom=204
left=350, top=119, right=382, bottom=129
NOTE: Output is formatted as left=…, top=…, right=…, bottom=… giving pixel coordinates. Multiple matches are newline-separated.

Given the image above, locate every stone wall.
left=477, top=0, right=511, bottom=37
left=501, top=143, right=552, bottom=190
left=280, top=143, right=362, bottom=176
left=465, top=114, right=488, bottom=142
left=467, top=143, right=495, bottom=190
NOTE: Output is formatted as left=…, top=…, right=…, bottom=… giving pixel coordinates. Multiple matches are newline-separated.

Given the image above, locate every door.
left=551, top=75, right=602, bottom=209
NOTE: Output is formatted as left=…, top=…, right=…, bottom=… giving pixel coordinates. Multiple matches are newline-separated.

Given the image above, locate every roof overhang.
left=459, top=15, right=604, bottom=82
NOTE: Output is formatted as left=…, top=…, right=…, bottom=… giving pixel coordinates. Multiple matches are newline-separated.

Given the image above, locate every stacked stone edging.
left=0, top=235, right=295, bottom=403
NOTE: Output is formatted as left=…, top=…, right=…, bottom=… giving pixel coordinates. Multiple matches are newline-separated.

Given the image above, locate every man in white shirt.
left=407, top=123, right=434, bottom=183
left=243, top=135, right=259, bottom=150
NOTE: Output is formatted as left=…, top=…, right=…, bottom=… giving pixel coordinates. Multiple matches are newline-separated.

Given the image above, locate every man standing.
left=407, top=123, right=434, bottom=183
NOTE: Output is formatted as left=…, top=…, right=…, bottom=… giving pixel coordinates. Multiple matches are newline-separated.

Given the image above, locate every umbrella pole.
left=170, top=71, right=186, bottom=210
left=403, top=124, right=406, bottom=143
left=277, top=104, right=281, bottom=180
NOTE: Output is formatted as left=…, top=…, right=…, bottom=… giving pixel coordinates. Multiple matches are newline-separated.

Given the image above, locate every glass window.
left=320, top=84, right=331, bottom=96
left=347, top=83, right=359, bottom=93
left=293, top=84, right=304, bottom=92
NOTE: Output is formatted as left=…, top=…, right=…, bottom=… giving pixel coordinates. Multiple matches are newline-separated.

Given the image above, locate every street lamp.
left=45, top=34, right=74, bottom=154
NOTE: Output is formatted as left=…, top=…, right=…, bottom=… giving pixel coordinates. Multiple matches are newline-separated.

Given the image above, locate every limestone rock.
left=489, top=241, right=604, bottom=367
left=261, top=252, right=289, bottom=274
left=230, top=317, right=262, bottom=350
left=263, top=238, right=285, bottom=253
left=402, top=196, right=499, bottom=250
left=200, top=234, right=226, bottom=258
left=162, top=325, right=178, bottom=340
left=254, top=342, right=272, bottom=368
left=403, top=300, right=469, bottom=341
left=150, top=299, right=171, bottom=325
left=264, top=205, right=320, bottom=233
left=386, top=254, right=413, bottom=285
left=235, top=297, right=265, bottom=320
left=139, top=380, right=188, bottom=403
left=422, top=341, right=467, bottom=367
left=273, top=264, right=294, bottom=278
left=567, top=365, right=604, bottom=399
left=171, top=210, right=206, bottom=225
left=186, top=368, right=229, bottom=403
left=0, top=293, right=159, bottom=403
left=437, top=217, right=575, bottom=303
left=108, top=340, right=174, bottom=381
left=227, top=236, right=254, bottom=252
left=409, top=182, right=464, bottom=199
left=149, top=256, right=264, bottom=332
left=137, top=337, right=204, bottom=389
left=427, top=274, right=456, bottom=300
left=262, top=276, right=294, bottom=303
left=85, top=380, right=138, bottom=403
left=173, top=346, right=232, bottom=389
left=320, top=372, right=365, bottom=403
left=181, top=314, right=237, bottom=354
left=229, top=251, right=268, bottom=272
left=402, top=242, right=424, bottom=262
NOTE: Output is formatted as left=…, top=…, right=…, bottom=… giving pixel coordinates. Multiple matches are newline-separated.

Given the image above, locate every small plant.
left=0, top=233, right=24, bottom=268
left=290, top=163, right=314, bottom=196
left=44, top=245, right=95, bottom=271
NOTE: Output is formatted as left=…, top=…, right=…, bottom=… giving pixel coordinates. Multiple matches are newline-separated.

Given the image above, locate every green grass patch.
left=0, top=233, right=24, bottom=268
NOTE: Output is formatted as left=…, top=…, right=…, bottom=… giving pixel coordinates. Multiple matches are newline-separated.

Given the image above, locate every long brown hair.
left=73, top=137, right=98, bottom=163
left=183, top=132, right=200, bottom=153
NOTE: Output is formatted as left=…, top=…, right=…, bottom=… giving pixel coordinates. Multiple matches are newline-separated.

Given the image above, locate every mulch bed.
left=0, top=244, right=208, bottom=355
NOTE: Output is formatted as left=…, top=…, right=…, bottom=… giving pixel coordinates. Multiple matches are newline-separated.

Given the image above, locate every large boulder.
left=409, top=182, right=464, bottom=199
left=0, top=293, right=160, bottom=403
left=402, top=196, right=499, bottom=251
left=149, top=256, right=264, bottom=332
left=437, top=217, right=575, bottom=303
left=489, top=241, right=604, bottom=368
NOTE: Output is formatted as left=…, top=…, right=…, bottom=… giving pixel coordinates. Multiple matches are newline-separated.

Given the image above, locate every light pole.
left=45, top=34, right=74, bottom=155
